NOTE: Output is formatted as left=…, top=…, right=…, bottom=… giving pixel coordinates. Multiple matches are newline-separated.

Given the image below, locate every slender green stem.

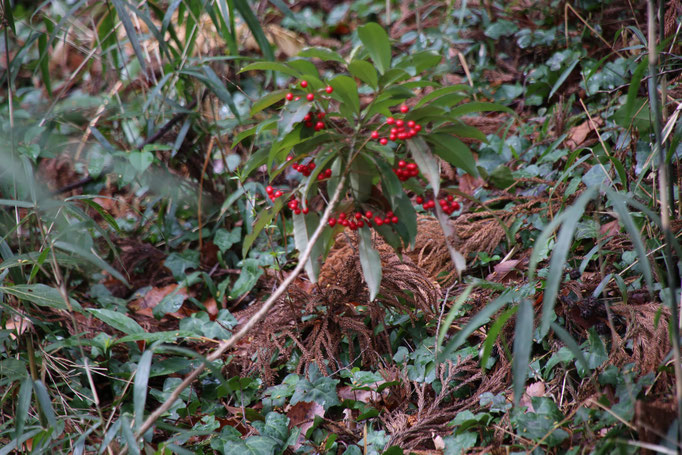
left=647, top=0, right=682, bottom=443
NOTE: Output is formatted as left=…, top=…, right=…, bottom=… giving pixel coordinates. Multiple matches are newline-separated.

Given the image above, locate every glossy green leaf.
left=277, top=99, right=311, bottom=138
left=480, top=305, right=517, bottom=370
left=251, top=90, right=287, bottom=116
left=349, top=60, right=378, bottom=89
left=293, top=212, right=319, bottom=282
left=449, top=101, right=513, bottom=117
left=230, top=258, right=263, bottom=299
left=233, top=0, right=274, bottom=60
left=357, top=23, right=392, bottom=75
left=33, top=380, right=58, bottom=431
left=0, top=284, right=81, bottom=311
left=426, top=134, right=478, bottom=176
left=374, top=158, right=417, bottom=245
left=329, top=75, right=360, bottom=114
left=15, top=377, right=32, bottom=441
left=512, top=299, right=533, bottom=406
left=87, top=308, right=145, bottom=335
left=242, top=199, right=283, bottom=256
left=358, top=227, right=382, bottom=301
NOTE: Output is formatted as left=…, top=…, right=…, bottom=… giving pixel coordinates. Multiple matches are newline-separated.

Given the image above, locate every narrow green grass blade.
left=436, top=284, right=473, bottom=356
left=551, top=322, right=590, bottom=374
left=233, top=0, right=274, bottom=60
left=133, top=350, right=153, bottom=431
left=512, top=299, right=533, bottom=406
left=480, top=305, right=516, bottom=370
left=32, top=380, right=57, bottom=430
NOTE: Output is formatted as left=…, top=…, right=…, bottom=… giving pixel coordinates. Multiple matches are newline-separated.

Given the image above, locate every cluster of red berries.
left=285, top=81, right=333, bottom=103
left=328, top=210, right=399, bottom=230
left=415, top=194, right=461, bottom=215
left=372, top=105, right=423, bottom=145
left=287, top=198, right=309, bottom=215
left=290, top=159, right=316, bottom=176
left=265, top=185, right=284, bottom=201
left=393, top=160, right=419, bottom=181
left=303, top=111, right=326, bottom=131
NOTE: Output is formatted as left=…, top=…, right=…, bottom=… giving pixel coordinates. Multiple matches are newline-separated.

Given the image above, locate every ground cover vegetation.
left=1, top=0, right=681, bottom=453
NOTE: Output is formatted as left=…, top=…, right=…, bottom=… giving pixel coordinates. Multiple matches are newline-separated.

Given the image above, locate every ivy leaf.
left=291, top=365, right=340, bottom=410
left=229, top=258, right=263, bottom=299
left=358, top=227, right=382, bottom=301
left=357, top=23, right=392, bottom=75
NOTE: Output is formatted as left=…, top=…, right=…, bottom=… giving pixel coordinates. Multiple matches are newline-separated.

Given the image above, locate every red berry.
left=355, top=212, right=362, bottom=220
left=317, top=174, right=325, bottom=181
left=357, top=220, right=364, bottom=228
left=365, top=210, right=373, bottom=218
left=414, top=124, right=422, bottom=132
left=398, top=132, right=407, bottom=140
left=302, top=207, right=309, bottom=214
left=306, top=93, right=315, bottom=101
left=389, top=134, right=397, bottom=141
left=384, top=217, right=391, bottom=224
left=305, top=121, right=313, bottom=128
left=295, top=96, right=301, bottom=101
left=325, top=86, right=333, bottom=94
left=452, top=201, right=460, bottom=210
left=398, top=160, right=406, bottom=168
left=371, top=131, right=379, bottom=139
left=304, top=113, right=312, bottom=122
left=387, top=211, right=394, bottom=217
left=390, top=128, right=398, bottom=135
left=439, top=199, right=448, bottom=207
left=386, top=117, right=395, bottom=125
left=406, top=163, right=417, bottom=172
left=407, top=120, right=415, bottom=128
left=396, top=119, right=404, bottom=128
left=317, top=112, right=326, bottom=119
left=266, top=185, right=274, bottom=194
left=379, top=138, right=388, bottom=145
left=315, top=121, right=324, bottom=130
left=391, top=216, right=398, bottom=224
left=301, top=80, right=308, bottom=88
left=415, top=196, right=423, bottom=204
left=341, top=219, right=349, bottom=226
left=447, top=194, right=454, bottom=201
left=285, top=92, right=294, bottom=101
left=294, top=208, right=301, bottom=215
left=269, top=195, right=276, bottom=201
left=400, top=105, right=409, bottom=113
left=349, top=221, right=358, bottom=230
left=308, top=162, right=316, bottom=170
left=338, top=213, right=346, bottom=220
left=274, top=190, right=283, bottom=198
left=329, top=218, right=337, bottom=227
left=374, top=216, right=384, bottom=226
left=325, top=169, right=332, bottom=177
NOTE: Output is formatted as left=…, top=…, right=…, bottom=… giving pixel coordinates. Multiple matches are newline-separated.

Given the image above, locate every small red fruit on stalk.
left=414, top=124, right=422, bottom=132
left=274, top=190, right=283, bottom=198
left=285, top=93, right=294, bottom=101
left=325, top=86, right=333, bottom=93
left=407, top=120, right=415, bottom=128
left=315, top=121, right=324, bottom=131
left=452, top=201, right=461, bottom=210
left=415, top=196, right=423, bottom=204
left=398, top=160, right=406, bottom=168
left=391, top=216, right=399, bottom=224
left=400, top=105, right=409, bottom=113
left=306, top=93, right=315, bottom=101
left=379, top=138, right=388, bottom=145
left=365, top=210, right=373, bottom=218
left=396, top=119, right=404, bottom=128
left=329, top=218, right=337, bottom=227
left=325, top=169, right=332, bottom=177
left=317, top=112, right=326, bottom=119
left=338, top=213, right=347, bottom=220
left=266, top=186, right=274, bottom=194
left=300, top=80, right=308, bottom=88
left=374, top=216, right=384, bottom=226
left=302, top=207, right=309, bottom=214
left=386, top=117, right=395, bottom=125
left=371, top=131, right=379, bottom=139
left=355, top=212, right=363, bottom=220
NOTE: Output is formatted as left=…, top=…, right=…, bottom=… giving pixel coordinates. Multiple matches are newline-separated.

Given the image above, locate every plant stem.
left=647, top=0, right=682, bottom=443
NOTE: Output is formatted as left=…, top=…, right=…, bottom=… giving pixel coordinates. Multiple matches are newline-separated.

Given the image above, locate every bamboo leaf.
left=133, top=350, right=153, bottom=431
left=512, top=299, right=533, bottom=406
left=358, top=227, right=382, bottom=301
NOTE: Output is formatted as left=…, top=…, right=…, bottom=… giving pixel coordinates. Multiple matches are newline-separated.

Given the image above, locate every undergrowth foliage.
left=1, top=0, right=682, bottom=453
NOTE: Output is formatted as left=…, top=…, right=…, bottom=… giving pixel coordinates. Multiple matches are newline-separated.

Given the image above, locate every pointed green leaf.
left=134, top=350, right=153, bottom=431
left=358, top=227, right=382, bottom=301
left=329, top=75, right=360, bottom=114
left=251, top=90, right=287, bottom=116
left=357, top=23, right=392, bottom=75
left=349, top=60, right=378, bottom=89
left=512, top=299, right=533, bottom=406
left=298, top=47, right=345, bottom=63
left=87, top=308, right=145, bottom=335
left=407, top=137, right=440, bottom=195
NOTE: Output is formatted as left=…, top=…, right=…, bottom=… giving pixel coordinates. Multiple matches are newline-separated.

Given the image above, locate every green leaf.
left=242, top=200, right=282, bottom=257
left=277, top=99, right=311, bottom=137
left=358, top=227, right=382, bottom=301
left=538, top=188, right=597, bottom=336
left=373, top=158, right=417, bottom=246
left=489, top=165, right=515, bottom=189
left=512, top=299, right=533, bottom=406
left=443, top=432, right=477, bottom=455
left=240, top=61, right=300, bottom=77
left=33, top=380, right=58, bottom=431
left=111, top=0, right=148, bottom=76
left=153, top=290, right=187, bottom=319
left=298, top=47, right=345, bottom=63
left=233, top=0, right=274, bottom=60
left=439, top=292, right=516, bottom=362
left=134, top=350, right=153, bottom=431
left=426, top=134, right=478, bottom=176
left=0, top=284, right=81, bottom=311
left=54, top=240, right=129, bottom=286
left=87, top=308, right=145, bottom=335
left=291, top=365, right=340, bottom=410
left=349, top=60, right=378, bottom=89
left=214, top=227, right=242, bottom=253
left=357, top=23, right=392, bottom=75
left=407, top=137, right=440, bottom=195
left=292, top=212, right=319, bottom=282
left=38, top=32, right=51, bottom=96
left=230, top=258, right=263, bottom=299
left=251, top=90, right=287, bottom=116
left=479, top=305, right=516, bottom=370
left=436, top=285, right=473, bottom=356
left=416, top=85, right=471, bottom=109
left=549, top=58, right=579, bottom=100
left=329, top=75, right=360, bottom=114
left=15, top=377, right=32, bottom=441
left=449, top=102, right=513, bottom=117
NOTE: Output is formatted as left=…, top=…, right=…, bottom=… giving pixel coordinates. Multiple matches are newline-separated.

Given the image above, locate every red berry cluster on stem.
left=287, top=198, right=309, bottom=215
left=373, top=105, right=423, bottom=145
left=393, top=160, right=419, bottom=181
left=415, top=194, right=460, bottom=215
left=265, top=185, right=283, bottom=202
left=328, top=210, right=398, bottom=231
